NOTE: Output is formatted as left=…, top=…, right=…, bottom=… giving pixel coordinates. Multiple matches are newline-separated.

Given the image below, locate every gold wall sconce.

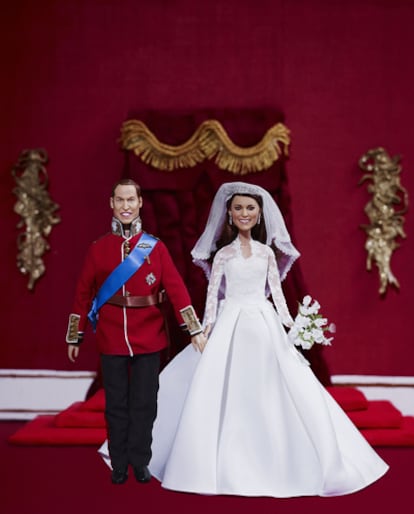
left=358, top=147, right=408, bottom=295
left=12, top=149, right=61, bottom=290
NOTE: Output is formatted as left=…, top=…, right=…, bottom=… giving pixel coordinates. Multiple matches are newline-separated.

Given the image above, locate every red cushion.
left=55, top=402, right=106, bottom=428
left=8, top=415, right=106, bottom=446
left=348, top=400, right=402, bottom=429
left=326, top=386, right=368, bottom=411
left=361, top=416, right=414, bottom=447
left=79, top=389, right=105, bottom=411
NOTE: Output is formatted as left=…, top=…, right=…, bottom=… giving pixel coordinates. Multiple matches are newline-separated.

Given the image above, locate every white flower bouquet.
left=288, top=295, right=336, bottom=350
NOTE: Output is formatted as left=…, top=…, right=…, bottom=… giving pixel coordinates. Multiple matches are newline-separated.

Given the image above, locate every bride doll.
left=100, top=181, right=388, bottom=497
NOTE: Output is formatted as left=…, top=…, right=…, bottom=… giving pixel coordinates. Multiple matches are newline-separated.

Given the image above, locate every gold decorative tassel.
left=120, top=119, right=290, bottom=174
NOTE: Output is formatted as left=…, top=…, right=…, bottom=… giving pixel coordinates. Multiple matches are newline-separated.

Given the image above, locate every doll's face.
left=110, top=184, right=143, bottom=225
left=228, top=195, right=261, bottom=233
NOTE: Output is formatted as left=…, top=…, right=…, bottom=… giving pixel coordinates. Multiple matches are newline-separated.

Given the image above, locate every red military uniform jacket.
left=68, top=229, right=192, bottom=355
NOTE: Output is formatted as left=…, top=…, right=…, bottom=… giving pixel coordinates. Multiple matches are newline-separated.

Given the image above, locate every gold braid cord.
left=120, top=119, right=290, bottom=175
left=358, top=147, right=408, bottom=295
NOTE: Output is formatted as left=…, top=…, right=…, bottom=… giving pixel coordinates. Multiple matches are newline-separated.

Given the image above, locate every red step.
left=361, top=416, right=414, bottom=447
left=8, top=387, right=414, bottom=447
left=8, top=415, right=106, bottom=446
left=348, top=400, right=403, bottom=429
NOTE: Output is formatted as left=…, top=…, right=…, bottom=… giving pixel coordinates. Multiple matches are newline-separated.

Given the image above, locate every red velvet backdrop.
left=1, top=0, right=413, bottom=378
left=123, top=109, right=298, bottom=315
left=122, top=108, right=330, bottom=384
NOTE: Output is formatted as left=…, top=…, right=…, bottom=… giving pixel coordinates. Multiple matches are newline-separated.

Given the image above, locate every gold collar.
left=111, top=216, right=142, bottom=237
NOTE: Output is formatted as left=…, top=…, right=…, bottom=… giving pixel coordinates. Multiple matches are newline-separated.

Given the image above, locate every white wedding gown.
left=99, top=238, right=388, bottom=497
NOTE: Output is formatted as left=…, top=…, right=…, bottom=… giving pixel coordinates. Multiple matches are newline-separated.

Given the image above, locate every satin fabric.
left=100, top=245, right=388, bottom=496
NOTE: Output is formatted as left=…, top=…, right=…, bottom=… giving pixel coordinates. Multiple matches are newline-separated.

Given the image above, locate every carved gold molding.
left=12, top=149, right=61, bottom=290
left=120, top=119, right=290, bottom=175
left=358, top=147, right=408, bottom=295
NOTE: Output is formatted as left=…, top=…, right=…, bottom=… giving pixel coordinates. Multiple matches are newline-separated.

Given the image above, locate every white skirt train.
left=99, top=299, right=388, bottom=497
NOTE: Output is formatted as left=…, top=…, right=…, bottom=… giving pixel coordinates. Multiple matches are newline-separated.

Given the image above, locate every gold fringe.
left=120, top=119, right=290, bottom=174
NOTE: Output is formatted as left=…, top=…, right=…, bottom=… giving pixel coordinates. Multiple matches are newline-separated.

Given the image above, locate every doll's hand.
left=204, top=324, right=212, bottom=338
left=68, top=344, right=80, bottom=363
left=191, top=332, right=207, bottom=353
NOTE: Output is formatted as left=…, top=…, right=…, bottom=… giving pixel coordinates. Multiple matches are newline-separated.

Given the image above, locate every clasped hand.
left=191, top=331, right=208, bottom=353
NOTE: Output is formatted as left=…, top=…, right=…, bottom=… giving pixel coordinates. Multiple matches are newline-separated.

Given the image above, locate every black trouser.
left=100, top=352, right=160, bottom=471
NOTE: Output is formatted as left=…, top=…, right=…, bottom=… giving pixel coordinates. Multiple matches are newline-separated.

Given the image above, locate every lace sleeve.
left=267, top=248, right=294, bottom=327
left=202, top=250, right=225, bottom=328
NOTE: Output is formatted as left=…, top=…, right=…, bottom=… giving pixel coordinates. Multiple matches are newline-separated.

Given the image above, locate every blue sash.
left=87, top=232, right=158, bottom=331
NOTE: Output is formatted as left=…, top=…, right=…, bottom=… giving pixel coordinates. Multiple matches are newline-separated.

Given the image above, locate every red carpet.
left=1, top=421, right=413, bottom=514
left=8, top=386, right=414, bottom=447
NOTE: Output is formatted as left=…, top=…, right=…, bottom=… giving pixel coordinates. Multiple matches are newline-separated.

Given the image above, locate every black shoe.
left=111, top=469, right=128, bottom=484
left=133, top=465, right=151, bottom=483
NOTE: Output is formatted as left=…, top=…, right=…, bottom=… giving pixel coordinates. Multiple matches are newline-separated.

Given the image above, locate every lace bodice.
left=203, top=238, right=294, bottom=328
